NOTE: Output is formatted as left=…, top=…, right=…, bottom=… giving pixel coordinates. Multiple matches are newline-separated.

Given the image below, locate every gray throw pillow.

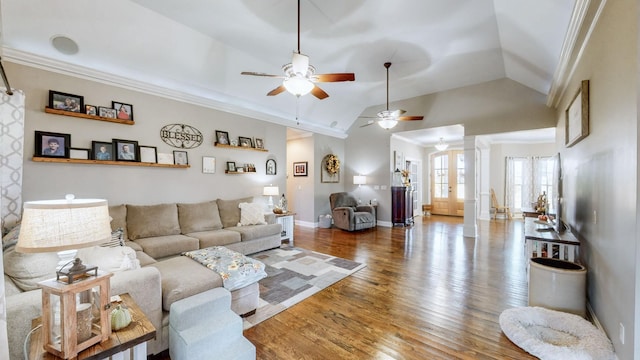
left=217, top=197, right=253, bottom=228
left=177, top=201, right=223, bottom=233
left=126, top=203, right=181, bottom=240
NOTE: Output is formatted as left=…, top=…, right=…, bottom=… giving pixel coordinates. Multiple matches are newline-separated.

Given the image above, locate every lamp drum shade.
left=16, top=198, right=111, bottom=253
left=353, top=175, right=367, bottom=185
left=263, top=186, right=280, bottom=196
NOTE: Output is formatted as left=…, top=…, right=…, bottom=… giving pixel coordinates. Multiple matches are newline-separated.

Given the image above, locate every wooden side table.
left=28, top=293, right=155, bottom=360
left=275, top=212, right=296, bottom=246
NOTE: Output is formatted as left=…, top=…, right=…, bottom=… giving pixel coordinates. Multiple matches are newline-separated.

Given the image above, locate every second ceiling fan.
left=361, top=62, right=424, bottom=129
left=241, top=0, right=355, bottom=99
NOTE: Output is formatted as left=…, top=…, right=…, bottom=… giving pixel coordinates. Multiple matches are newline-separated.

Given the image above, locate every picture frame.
left=266, top=159, right=276, bottom=175
left=85, top=105, right=98, bottom=116
left=69, top=148, right=90, bottom=160
left=255, top=138, right=264, bottom=149
left=565, top=80, right=589, bottom=147
left=139, top=145, right=158, bottom=163
left=112, top=139, right=139, bottom=162
left=91, top=141, right=113, bottom=161
left=99, top=106, right=117, bottom=119
left=227, top=161, right=236, bottom=172
left=202, top=156, right=216, bottom=174
left=293, top=161, right=308, bottom=177
left=238, top=136, right=253, bottom=148
left=35, top=131, right=70, bottom=158
left=49, top=90, right=83, bottom=113
left=112, top=101, right=134, bottom=121
left=215, top=130, right=230, bottom=145
left=157, top=153, right=174, bottom=165
left=173, top=150, right=188, bottom=165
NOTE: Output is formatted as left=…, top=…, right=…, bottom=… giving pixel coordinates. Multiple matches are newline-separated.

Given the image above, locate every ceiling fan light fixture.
left=283, top=76, right=314, bottom=97
left=378, top=118, right=398, bottom=130
left=435, top=137, right=449, bottom=151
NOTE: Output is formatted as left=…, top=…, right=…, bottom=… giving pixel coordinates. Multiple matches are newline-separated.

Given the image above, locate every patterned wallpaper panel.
left=0, top=90, right=24, bottom=234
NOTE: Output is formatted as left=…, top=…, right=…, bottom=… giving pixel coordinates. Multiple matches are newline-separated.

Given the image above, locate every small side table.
left=275, top=212, right=296, bottom=246
left=28, top=293, right=156, bottom=360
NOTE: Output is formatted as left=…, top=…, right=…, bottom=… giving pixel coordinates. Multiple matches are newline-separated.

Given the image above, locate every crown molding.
left=1, top=47, right=348, bottom=139
left=547, top=0, right=608, bottom=108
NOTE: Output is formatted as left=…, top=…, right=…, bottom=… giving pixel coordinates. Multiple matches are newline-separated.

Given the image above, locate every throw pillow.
left=126, top=203, right=181, bottom=240
left=217, top=197, right=253, bottom=228
left=3, top=247, right=59, bottom=291
left=238, top=202, right=267, bottom=226
left=109, top=204, right=128, bottom=240
left=177, top=201, right=223, bottom=233
left=101, top=228, right=124, bottom=247
left=76, top=246, right=140, bottom=273
left=2, top=223, right=20, bottom=251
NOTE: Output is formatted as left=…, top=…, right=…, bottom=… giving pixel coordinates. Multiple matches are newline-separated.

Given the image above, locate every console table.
left=28, top=293, right=155, bottom=360
left=524, top=217, right=580, bottom=271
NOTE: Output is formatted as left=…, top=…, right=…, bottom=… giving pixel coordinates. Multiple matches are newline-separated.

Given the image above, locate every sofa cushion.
left=217, top=197, right=253, bottom=228
left=186, top=229, right=241, bottom=249
left=136, top=250, right=157, bottom=266
left=225, top=223, right=282, bottom=242
left=238, top=202, right=266, bottom=226
left=149, top=256, right=223, bottom=311
left=177, top=201, right=223, bottom=233
left=127, top=203, right=181, bottom=240
left=134, top=234, right=199, bottom=260
left=109, top=204, right=128, bottom=240
left=77, top=245, right=140, bottom=273
left=3, top=247, right=59, bottom=291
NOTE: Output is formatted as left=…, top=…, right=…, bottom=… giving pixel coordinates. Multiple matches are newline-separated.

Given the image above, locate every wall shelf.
left=45, top=107, right=135, bottom=125
left=32, top=157, right=189, bottom=168
left=224, top=171, right=256, bottom=174
left=215, top=143, right=267, bottom=152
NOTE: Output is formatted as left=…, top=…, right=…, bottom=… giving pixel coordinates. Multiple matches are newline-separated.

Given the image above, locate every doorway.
left=431, top=150, right=464, bottom=216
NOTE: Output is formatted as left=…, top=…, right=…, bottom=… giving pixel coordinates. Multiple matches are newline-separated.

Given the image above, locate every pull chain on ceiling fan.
left=360, top=62, right=424, bottom=130
left=241, top=0, right=355, bottom=99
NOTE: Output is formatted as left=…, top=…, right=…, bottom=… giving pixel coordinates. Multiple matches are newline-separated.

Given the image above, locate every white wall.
left=7, top=62, right=287, bottom=207
left=286, top=136, right=315, bottom=224
left=555, top=1, right=637, bottom=358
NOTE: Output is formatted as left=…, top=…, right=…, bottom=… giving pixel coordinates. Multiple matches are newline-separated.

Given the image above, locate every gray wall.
left=555, top=0, right=637, bottom=357
left=8, top=62, right=287, bottom=207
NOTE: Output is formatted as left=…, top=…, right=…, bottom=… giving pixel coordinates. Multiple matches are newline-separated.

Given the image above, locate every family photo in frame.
left=49, top=90, right=83, bottom=113
left=36, top=131, right=70, bottom=158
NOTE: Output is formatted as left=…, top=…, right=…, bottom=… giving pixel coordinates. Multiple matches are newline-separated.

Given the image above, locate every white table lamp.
left=263, top=185, right=280, bottom=209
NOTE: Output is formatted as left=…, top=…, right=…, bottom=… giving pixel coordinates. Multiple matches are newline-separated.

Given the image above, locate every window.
left=506, top=156, right=554, bottom=212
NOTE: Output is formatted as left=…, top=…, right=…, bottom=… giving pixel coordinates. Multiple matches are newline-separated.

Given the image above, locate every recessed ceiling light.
left=50, top=35, right=79, bottom=55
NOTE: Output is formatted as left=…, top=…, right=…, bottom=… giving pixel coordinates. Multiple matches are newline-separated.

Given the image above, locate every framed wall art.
left=238, top=136, right=253, bottom=148
left=173, top=150, right=188, bottom=165
left=49, top=90, right=83, bottom=113
left=227, top=161, right=237, bottom=172
left=565, top=80, right=589, bottom=147
left=255, top=138, right=264, bottom=149
left=99, top=107, right=116, bottom=119
left=139, top=146, right=158, bottom=163
left=92, top=141, right=113, bottom=161
left=266, top=159, right=276, bottom=175
left=215, top=130, right=230, bottom=145
left=202, top=156, right=216, bottom=174
left=293, top=161, right=308, bottom=177
left=69, top=148, right=90, bottom=160
left=113, top=139, right=139, bottom=162
left=112, top=101, right=134, bottom=121
left=85, top=105, right=98, bottom=116
left=35, top=131, right=70, bottom=158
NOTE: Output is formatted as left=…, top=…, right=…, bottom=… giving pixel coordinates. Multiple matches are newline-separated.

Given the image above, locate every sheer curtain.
left=505, top=156, right=548, bottom=213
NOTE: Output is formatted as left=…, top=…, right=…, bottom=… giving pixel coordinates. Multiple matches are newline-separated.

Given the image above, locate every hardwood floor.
left=242, top=215, right=535, bottom=359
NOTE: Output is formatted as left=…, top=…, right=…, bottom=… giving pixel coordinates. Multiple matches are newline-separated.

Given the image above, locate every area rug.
left=243, top=247, right=366, bottom=329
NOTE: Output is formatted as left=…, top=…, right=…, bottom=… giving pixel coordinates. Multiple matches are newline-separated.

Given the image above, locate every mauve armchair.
left=329, top=192, right=376, bottom=231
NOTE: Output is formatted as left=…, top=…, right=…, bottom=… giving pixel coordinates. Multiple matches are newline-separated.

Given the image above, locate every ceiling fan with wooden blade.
left=241, top=0, right=355, bottom=100
left=360, top=62, right=424, bottom=129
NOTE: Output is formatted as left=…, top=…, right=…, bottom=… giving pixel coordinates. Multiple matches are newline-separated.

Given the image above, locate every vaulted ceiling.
left=0, top=0, right=575, bottom=139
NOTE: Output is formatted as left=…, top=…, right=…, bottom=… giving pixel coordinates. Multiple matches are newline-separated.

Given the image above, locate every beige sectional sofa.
left=3, top=196, right=282, bottom=360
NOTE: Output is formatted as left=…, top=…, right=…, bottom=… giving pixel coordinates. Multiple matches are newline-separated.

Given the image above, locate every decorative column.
left=463, top=135, right=478, bottom=238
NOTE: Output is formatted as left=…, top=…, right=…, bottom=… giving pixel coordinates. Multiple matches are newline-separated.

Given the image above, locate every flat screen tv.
left=550, top=152, right=565, bottom=232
